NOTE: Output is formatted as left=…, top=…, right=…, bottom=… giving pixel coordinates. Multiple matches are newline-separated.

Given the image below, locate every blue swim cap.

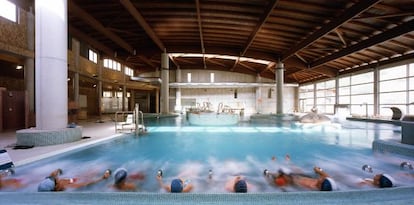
left=234, top=180, right=248, bottom=193
left=379, top=174, right=394, bottom=188
left=114, top=168, right=128, bottom=185
left=170, top=179, right=183, bottom=193
left=320, top=178, right=337, bottom=191
left=37, top=177, right=56, bottom=192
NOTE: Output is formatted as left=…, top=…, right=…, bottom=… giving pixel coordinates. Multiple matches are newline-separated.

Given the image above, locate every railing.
left=114, top=103, right=146, bottom=135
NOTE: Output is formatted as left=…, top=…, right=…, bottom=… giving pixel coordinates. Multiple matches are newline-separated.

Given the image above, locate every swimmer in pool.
left=156, top=170, right=194, bottom=193
left=0, top=169, right=24, bottom=190
left=264, top=166, right=337, bottom=191
left=112, top=168, right=145, bottom=191
left=359, top=173, right=395, bottom=188
left=263, top=167, right=294, bottom=188
left=225, top=175, right=252, bottom=193
left=292, top=167, right=337, bottom=191
left=358, top=164, right=396, bottom=188
left=38, top=168, right=111, bottom=191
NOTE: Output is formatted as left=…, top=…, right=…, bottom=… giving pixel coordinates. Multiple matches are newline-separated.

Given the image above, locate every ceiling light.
left=16, top=65, right=23, bottom=70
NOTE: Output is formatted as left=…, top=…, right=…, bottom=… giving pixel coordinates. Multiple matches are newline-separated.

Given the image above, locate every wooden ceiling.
left=20, top=0, right=414, bottom=84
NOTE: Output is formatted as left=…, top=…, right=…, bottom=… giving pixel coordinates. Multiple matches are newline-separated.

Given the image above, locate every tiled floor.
left=0, top=116, right=120, bottom=166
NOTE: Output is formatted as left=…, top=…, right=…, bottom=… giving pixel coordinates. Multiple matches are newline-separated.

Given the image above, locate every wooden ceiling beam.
left=281, top=0, right=381, bottom=61
left=195, top=0, right=207, bottom=69
left=310, top=19, right=414, bottom=68
left=241, top=0, right=279, bottom=56
left=120, top=0, right=165, bottom=52
left=69, top=1, right=134, bottom=53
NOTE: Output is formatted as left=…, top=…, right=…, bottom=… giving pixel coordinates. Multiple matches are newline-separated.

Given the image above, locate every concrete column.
left=175, top=68, right=182, bottom=113
left=24, top=7, right=35, bottom=127
left=74, top=72, right=79, bottom=104
left=255, top=74, right=262, bottom=114
left=24, top=58, right=35, bottom=127
left=155, top=88, right=160, bottom=114
left=122, top=85, right=127, bottom=111
left=276, top=62, right=284, bottom=115
left=161, top=51, right=169, bottom=114
left=97, top=59, right=103, bottom=118
left=35, top=0, right=68, bottom=129
left=72, top=39, right=80, bottom=104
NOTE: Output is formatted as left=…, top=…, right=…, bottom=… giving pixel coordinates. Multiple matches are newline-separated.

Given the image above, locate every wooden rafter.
left=310, top=19, right=414, bottom=68
left=119, top=0, right=165, bottom=51
left=69, top=1, right=134, bottom=53
left=281, top=0, right=381, bottom=61
left=241, top=0, right=279, bottom=56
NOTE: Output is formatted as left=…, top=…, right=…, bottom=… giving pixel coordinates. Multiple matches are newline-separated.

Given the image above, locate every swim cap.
left=379, top=174, right=394, bottom=188
left=320, top=177, right=337, bottom=191
left=114, top=168, right=128, bottom=184
left=170, top=179, right=183, bottom=193
left=234, top=180, right=248, bottom=193
left=37, top=177, right=56, bottom=192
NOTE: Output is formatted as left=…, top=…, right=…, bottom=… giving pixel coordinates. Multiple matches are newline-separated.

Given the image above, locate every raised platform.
left=346, top=117, right=401, bottom=125
left=16, top=127, right=82, bottom=146
left=373, top=139, right=414, bottom=157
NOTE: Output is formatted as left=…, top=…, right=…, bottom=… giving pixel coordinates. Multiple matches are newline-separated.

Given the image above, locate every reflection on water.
left=6, top=120, right=413, bottom=193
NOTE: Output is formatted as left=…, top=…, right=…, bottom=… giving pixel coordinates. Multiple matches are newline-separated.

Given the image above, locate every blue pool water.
left=8, top=118, right=414, bottom=193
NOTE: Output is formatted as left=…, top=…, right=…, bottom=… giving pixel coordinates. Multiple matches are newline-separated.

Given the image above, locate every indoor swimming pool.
left=1, top=118, right=413, bottom=204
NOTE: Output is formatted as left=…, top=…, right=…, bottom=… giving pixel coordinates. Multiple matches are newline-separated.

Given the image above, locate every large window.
left=315, top=80, right=335, bottom=113
left=379, top=65, right=409, bottom=116
left=298, top=84, right=314, bottom=112
left=350, top=72, right=374, bottom=117
left=0, top=0, right=17, bottom=22
left=338, top=76, right=350, bottom=104
left=299, top=62, right=413, bottom=117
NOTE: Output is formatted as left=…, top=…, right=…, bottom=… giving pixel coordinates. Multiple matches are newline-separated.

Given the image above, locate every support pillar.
left=16, top=0, right=82, bottom=146
left=25, top=7, right=35, bottom=127
left=276, top=62, right=284, bottom=115
left=255, top=74, right=262, bottom=114
left=35, top=0, right=68, bottom=129
left=72, top=38, right=80, bottom=104
left=160, top=51, right=169, bottom=114
left=97, top=59, right=103, bottom=119
left=175, top=68, right=182, bottom=113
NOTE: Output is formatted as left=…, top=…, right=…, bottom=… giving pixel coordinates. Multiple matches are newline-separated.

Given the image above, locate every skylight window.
left=170, top=53, right=272, bottom=66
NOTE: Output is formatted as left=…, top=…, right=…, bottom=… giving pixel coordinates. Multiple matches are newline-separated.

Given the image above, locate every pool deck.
left=1, top=115, right=414, bottom=204
left=1, top=116, right=121, bottom=166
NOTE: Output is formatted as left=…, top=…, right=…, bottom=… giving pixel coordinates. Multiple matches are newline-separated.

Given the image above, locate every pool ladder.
left=114, top=103, right=146, bottom=135
left=134, top=103, right=146, bottom=135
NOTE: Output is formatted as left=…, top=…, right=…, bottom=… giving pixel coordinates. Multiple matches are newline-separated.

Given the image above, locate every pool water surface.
left=8, top=118, right=414, bottom=193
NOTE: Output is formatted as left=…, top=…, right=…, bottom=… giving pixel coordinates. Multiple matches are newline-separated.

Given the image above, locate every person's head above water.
left=170, top=179, right=183, bottom=193
left=374, top=174, right=394, bottom=188
left=234, top=179, right=247, bottom=193
left=114, top=168, right=128, bottom=185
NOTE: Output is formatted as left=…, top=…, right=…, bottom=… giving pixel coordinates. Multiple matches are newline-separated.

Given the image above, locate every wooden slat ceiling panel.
left=55, top=0, right=413, bottom=84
